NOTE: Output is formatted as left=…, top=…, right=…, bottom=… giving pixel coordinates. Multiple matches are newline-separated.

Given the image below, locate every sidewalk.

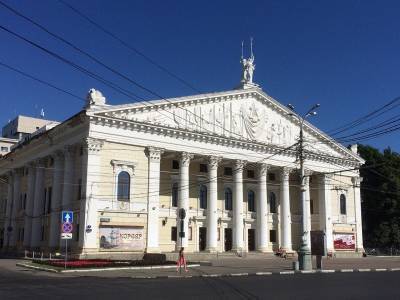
left=5, top=256, right=400, bottom=279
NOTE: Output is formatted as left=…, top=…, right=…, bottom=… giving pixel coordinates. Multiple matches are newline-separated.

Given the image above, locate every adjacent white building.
left=0, top=57, right=364, bottom=257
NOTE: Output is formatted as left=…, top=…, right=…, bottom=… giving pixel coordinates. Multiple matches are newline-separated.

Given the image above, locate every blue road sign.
left=61, top=211, right=73, bottom=223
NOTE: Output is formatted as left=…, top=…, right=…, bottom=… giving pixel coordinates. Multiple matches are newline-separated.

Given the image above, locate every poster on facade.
left=99, top=226, right=144, bottom=250
left=333, top=233, right=355, bottom=250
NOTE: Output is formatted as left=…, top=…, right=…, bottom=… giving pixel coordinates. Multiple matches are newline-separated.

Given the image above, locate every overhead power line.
left=57, top=0, right=202, bottom=94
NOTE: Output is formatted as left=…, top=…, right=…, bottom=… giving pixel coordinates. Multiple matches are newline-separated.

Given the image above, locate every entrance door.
left=248, top=229, right=256, bottom=251
left=224, top=228, right=232, bottom=251
left=199, top=227, right=207, bottom=251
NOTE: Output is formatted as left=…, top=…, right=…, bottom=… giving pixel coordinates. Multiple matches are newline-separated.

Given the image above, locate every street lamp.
left=287, top=103, right=320, bottom=271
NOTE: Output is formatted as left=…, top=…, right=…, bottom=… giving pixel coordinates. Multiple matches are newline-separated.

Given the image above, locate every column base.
left=205, top=247, right=217, bottom=253
left=146, top=247, right=161, bottom=254
left=257, top=246, right=269, bottom=253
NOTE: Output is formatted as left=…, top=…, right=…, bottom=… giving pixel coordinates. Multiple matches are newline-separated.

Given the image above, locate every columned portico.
left=352, top=176, right=364, bottom=252
left=146, top=147, right=163, bottom=253
left=206, top=156, right=221, bottom=252
left=177, top=152, right=193, bottom=249
left=280, top=167, right=292, bottom=251
left=23, top=163, right=36, bottom=248
left=319, top=174, right=333, bottom=252
left=48, top=151, right=64, bottom=250
left=61, top=146, right=75, bottom=211
left=233, top=160, right=245, bottom=252
left=256, top=163, right=268, bottom=252
left=31, top=159, right=45, bottom=249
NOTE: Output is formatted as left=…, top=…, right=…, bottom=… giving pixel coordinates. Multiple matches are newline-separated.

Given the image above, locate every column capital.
left=281, top=167, right=292, bottom=180
left=84, top=138, right=104, bottom=154
left=318, top=173, right=333, bottom=184
left=146, top=147, right=164, bottom=162
left=207, top=156, right=222, bottom=170
left=179, top=152, right=194, bottom=167
left=258, top=163, right=269, bottom=177
left=351, top=176, right=363, bottom=187
left=51, top=150, right=64, bottom=162
left=233, top=160, right=246, bottom=173
left=35, top=158, right=47, bottom=167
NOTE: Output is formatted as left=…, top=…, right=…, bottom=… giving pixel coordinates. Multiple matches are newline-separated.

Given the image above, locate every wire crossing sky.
left=0, top=0, right=399, bottom=150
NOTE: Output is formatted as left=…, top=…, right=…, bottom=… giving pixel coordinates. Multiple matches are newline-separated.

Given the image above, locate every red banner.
left=333, top=233, right=355, bottom=250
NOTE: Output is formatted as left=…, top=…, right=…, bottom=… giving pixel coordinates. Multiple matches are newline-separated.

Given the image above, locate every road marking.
left=320, top=270, right=335, bottom=273
left=202, top=274, right=221, bottom=277
left=280, top=271, right=295, bottom=275
left=256, top=272, right=272, bottom=276
left=358, top=269, right=371, bottom=272
left=390, top=268, right=400, bottom=271
left=375, top=269, right=387, bottom=272
left=300, top=270, right=316, bottom=274
left=340, top=269, right=354, bottom=273
left=230, top=273, right=248, bottom=276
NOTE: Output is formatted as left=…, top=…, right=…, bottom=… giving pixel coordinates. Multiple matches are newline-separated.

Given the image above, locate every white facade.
left=0, top=83, right=365, bottom=256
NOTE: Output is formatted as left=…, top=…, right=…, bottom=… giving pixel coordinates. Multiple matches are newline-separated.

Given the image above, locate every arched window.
left=117, top=171, right=130, bottom=202
left=172, top=183, right=178, bottom=207
left=248, top=190, right=255, bottom=212
left=269, top=191, right=277, bottom=213
left=340, top=194, right=346, bottom=215
left=199, top=185, right=207, bottom=209
left=225, top=188, right=232, bottom=210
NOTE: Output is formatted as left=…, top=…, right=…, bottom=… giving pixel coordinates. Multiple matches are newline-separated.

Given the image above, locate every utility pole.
left=287, top=103, right=320, bottom=271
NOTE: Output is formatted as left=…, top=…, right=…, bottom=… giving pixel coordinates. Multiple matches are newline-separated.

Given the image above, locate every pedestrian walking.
left=177, top=247, right=188, bottom=272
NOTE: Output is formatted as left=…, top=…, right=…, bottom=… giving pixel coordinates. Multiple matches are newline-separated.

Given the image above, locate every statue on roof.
left=85, top=88, right=106, bottom=108
left=241, top=38, right=256, bottom=84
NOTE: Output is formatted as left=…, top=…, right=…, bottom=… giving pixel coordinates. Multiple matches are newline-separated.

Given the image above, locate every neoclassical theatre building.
left=0, top=59, right=365, bottom=257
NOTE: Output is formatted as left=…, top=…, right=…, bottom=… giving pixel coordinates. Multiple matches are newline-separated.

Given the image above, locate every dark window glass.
left=225, top=188, right=233, bottom=210
left=43, top=188, right=47, bottom=214
left=248, top=190, right=255, bottom=212
left=199, top=185, right=207, bottom=209
left=47, top=187, right=52, bottom=214
left=171, top=226, right=177, bottom=241
left=270, top=230, right=277, bottom=243
left=76, top=223, right=80, bottom=242
left=172, top=160, right=179, bottom=170
left=224, top=167, right=233, bottom=176
left=268, top=173, right=276, bottom=181
left=172, top=183, right=178, bottom=207
left=310, top=199, right=314, bottom=214
left=269, top=192, right=277, bottom=213
left=340, top=194, right=346, bottom=215
left=117, top=172, right=130, bottom=202
left=23, top=194, right=27, bottom=210
left=199, top=164, right=208, bottom=173
left=77, top=179, right=82, bottom=200
left=247, top=170, right=255, bottom=178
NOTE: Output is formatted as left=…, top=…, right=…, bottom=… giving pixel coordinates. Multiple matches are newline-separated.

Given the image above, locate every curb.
left=16, top=262, right=200, bottom=273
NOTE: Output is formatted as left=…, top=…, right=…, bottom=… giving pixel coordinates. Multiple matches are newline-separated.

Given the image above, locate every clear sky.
left=0, top=0, right=399, bottom=150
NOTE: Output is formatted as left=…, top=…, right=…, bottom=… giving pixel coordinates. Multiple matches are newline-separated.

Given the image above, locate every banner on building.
left=99, top=226, right=144, bottom=250
left=333, top=233, right=355, bottom=250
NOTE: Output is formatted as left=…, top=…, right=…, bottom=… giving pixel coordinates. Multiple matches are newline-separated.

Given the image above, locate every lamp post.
left=287, top=103, right=320, bottom=271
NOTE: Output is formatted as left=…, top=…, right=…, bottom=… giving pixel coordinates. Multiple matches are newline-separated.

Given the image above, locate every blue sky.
left=0, top=0, right=399, bottom=150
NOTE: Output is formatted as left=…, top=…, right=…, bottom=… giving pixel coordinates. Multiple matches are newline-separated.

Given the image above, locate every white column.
left=233, top=160, right=245, bottom=251
left=146, top=147, right=163, bottom=253
left=31, top=159, right=45, bottom=249
left=23, top=163, right=36, bottom=248
left=318, top=174, right=333, bottom=251
left=61, top=146, right=75, bottom=210
left=257, top=163, right=268, bottom=252
left=303, top=172, right=312, bottom=249
left=48, top=151, right=64, bottom=250
left=352, top=176, right=364, bottom=252
left=177, top=152, right=193, bottom=250
left=79, top=138, right=103, bottom=252
left=280, top=167, right=292, bottom=251
left=206, top=156, right=221, bottom=252
left=3, top=172, right=13, bottom=249
left=9, top=169, right=21, bottom=247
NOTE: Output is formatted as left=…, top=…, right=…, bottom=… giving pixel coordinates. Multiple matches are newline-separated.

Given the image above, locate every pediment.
left=91, top=88, right=362, bottom=163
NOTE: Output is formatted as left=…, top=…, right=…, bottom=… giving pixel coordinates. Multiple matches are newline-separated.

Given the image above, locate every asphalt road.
left=1, top=270, right=400, bottom=300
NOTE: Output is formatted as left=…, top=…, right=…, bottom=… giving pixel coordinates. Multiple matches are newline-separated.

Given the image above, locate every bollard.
left=292, top=261, right=299, bottom=271
left=32, top=251, right=35, bottom=259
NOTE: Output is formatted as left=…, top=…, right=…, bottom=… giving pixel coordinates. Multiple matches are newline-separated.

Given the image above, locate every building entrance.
left=224, top=228, right=232, bottom=251
left=199, top=227, right=207, bottom=251
left=248, top=229, right=256, bottom=251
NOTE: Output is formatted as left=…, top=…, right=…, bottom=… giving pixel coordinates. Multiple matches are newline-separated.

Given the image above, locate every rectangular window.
left=43, top=188, right=47, bottom=214
left=47, top=187, right=52, bottom=214
left=188, top=227, right=192, bottom=241
left=172, top=160, right=179, bottom=170
left=224, top=167, right=233, bottom=176
left=171, top=226, right=177, bottom=242
left=310, top=199, right=314, bottom=214
left=247, top=170, right=255, bottom=178
left=199, top=164, right=208, bottom=173
left=75, top=223, right=80, bottom=242
left=270, top=230, right=277, bottom=243
left=23, top=193, right=27, bottom=210
left=268, top=173, right=276, bottom=181
left=217, top=228, right=220, bottom=241
left=77, top=179, right=82, bottom=201
left=40, top=225, right=45, bottom=241
left=1, top=146, right=8, bottom=152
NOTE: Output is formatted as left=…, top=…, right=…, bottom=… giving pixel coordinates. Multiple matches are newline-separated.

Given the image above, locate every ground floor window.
left=270, top=229, right=277, bottom=243
left=171, top=226, right=177, bottom=242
